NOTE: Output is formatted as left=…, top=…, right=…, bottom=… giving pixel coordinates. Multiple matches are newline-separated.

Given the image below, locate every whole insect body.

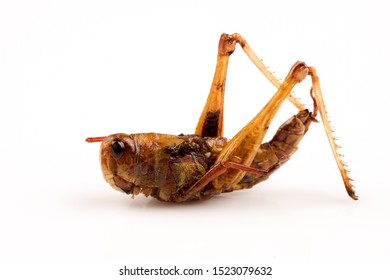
left=97, top=109, right=312, bottom=202
left=87, top=33, right=357, bottom=202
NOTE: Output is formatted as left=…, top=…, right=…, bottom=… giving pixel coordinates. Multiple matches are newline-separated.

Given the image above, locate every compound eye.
left=110, top=141, right=125, bottom=160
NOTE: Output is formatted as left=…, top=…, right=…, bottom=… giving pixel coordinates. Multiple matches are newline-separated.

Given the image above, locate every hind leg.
left=177, top=62, right=311, bottom=202
left=195, top=33, right=305, bottom=138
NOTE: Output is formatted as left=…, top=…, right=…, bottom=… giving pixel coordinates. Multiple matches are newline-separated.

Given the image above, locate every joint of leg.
left=288, top=61, right=309, bottom=83
left=231, top=33, right=246, bottom=47
left=218, top=33, right=237, bottom=56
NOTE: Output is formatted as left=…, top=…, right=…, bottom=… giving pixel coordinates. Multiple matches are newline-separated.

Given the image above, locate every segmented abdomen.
left=234, top=109, right=314, bottom=191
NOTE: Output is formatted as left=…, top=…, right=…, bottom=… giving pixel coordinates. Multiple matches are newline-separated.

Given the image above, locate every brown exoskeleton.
left=86, top=33, right=357, bottom=202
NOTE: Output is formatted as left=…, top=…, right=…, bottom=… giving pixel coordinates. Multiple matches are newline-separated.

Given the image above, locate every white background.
left=1, top=0, right=389, bottom=279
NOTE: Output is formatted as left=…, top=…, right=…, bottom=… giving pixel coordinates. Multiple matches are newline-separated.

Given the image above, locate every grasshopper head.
left=87, top=133, right=140, bottom=195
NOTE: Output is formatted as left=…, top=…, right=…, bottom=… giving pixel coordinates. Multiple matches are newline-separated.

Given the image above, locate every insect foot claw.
left=348, top=186, right=358, bottom=200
